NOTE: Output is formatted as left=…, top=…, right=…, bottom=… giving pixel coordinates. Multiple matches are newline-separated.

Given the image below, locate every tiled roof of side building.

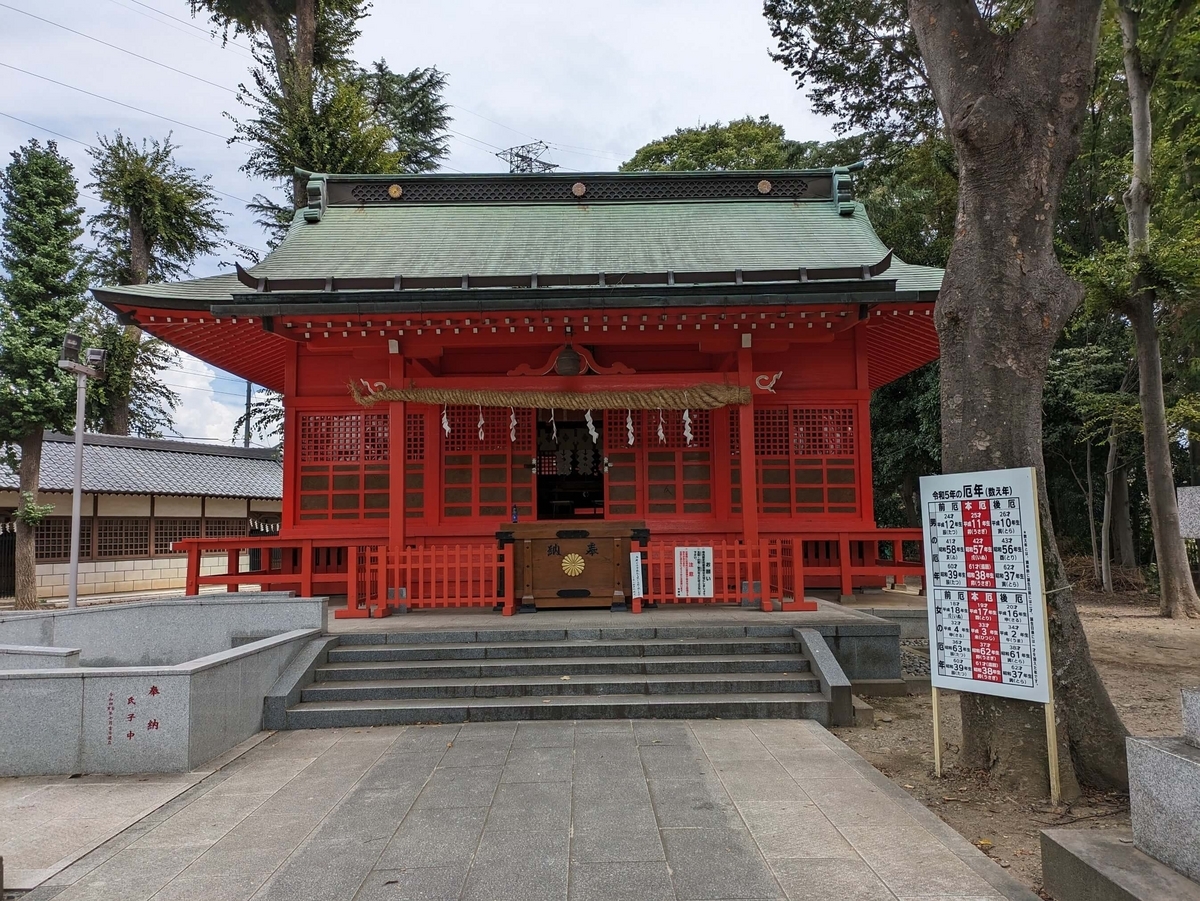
left=0, top=433, right=282, bottom=499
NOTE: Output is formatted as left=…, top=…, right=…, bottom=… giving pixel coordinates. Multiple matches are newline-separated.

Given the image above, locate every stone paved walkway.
left=22, top=720, right=1035, bottom=901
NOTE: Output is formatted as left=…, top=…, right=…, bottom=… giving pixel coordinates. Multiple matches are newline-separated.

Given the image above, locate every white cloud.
left=164, top=353, right=244, bottom=444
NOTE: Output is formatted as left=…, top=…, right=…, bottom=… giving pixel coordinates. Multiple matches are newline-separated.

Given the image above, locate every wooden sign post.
left=920, top=467, right=1060, bottom=803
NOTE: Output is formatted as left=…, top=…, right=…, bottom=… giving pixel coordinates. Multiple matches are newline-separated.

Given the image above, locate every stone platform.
left=18, top=719, right=1039, bottom=901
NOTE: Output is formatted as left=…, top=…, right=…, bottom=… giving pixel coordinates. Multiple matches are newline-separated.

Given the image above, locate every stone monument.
left=1042, top=686, right=1200, bottom=900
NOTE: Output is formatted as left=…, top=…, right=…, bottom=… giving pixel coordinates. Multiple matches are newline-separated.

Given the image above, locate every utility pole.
left=244, top=380, right=252, bottom=448
left=496, top=141, right=559, bottom=173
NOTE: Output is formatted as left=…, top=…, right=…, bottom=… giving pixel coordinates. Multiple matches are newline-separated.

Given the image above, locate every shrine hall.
left=92, top=168, right=941, bottom=617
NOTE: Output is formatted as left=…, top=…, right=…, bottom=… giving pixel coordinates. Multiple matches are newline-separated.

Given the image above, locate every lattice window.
left=440, top=408, right=534, bottom=520
left=601, top=411, right=713, bottom=517
left=793, top=408, right=855, bottom=456
left=300, top=414, right=362, bottom=462
left=154, top=518, right=200, bottom=555
left=298, top=411, right=391, bottom=521
left=204, top=518, right=249, bottom=539
left=442, top=407, right=533, bottom=453
left=35, top=516, right=91, bottom=562
left=751, top=405, right=860, bottom=516
left=96, top=518, right=150, bottom=558
left=405, top=413, right=425, bottom=461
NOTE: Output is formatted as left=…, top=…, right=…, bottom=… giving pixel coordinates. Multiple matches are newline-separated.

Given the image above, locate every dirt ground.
left=832, top=587, right=1200, bottom=897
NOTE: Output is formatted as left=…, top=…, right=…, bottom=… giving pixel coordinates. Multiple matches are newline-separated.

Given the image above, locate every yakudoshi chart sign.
left=920, top=467, right=1051, bottom=704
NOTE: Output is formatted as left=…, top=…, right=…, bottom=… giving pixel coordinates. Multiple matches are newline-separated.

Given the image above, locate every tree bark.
left=1086, top=439, right=1100, bottom=584
left=1117, top=3, right=1200, bottom=618
left=910, top=0, right=1128, bottom=794
left=1101, top=427, right=1118, bottom=593
left=14, top=430, right=44, bottom=610
left=106, top=207, right=151, bottom=436
left=1113, top=463, right=1137, bottom=567
left=901, top=472, right=919, bottom=527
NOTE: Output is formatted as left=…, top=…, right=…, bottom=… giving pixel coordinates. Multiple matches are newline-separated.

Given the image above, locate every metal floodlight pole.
left=57, top=336, right=105, bottom=609
left=67, top=372, right=87, bottom=608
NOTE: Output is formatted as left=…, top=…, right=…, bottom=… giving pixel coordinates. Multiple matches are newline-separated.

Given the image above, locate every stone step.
left=302, top=671, right=821, bottom=702
left=334, top=625, right=798, bottom=646
left=325, top=637, right=802, bottom=663
left=314, top=653, right=810, bottom=682
left=284, top=691, right=830, bottom=728
left=1127, top=735, right=1200, bottom=883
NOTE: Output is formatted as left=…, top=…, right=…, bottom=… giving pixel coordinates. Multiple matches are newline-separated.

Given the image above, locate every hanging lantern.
left=555, top=344, right=582, bottom=376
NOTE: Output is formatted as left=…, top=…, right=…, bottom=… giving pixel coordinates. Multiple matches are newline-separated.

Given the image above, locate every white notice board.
left=629, top=552, right=645, bottom=600
left=920, top=467, right=1051, bottom=704
left=674, top=547, right=714, bottom=598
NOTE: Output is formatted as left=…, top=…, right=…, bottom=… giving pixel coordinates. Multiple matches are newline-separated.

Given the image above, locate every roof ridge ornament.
left=305, top=175, right=327, bottom=223
left=832, top=161, right=865, bottom=217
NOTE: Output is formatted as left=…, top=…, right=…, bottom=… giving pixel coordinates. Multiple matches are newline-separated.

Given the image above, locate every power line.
left=0, top=109, right=256, bottom=209
left=0, top=3, right=237, bottom=95
left=104, top=0, right=257, bottom=60
left=126, top=0, right=256, bottom=52
left=0, top=62, right=232, bottom=141
left=496, top=141, right=559, bottom=174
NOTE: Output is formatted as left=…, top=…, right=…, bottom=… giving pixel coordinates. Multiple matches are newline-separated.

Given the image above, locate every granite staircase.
left=267, top=626, right=851, bottom=729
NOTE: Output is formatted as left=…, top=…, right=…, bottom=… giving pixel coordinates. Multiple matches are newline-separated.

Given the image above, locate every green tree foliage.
left=620, top=117, right=795, bottom=171
left=763, top=0, right=937, bottom=139
left=233, top=388, right=284, bottom=447
left=196, top=0, right=451, bottom=238
left=355, top=61, right=451, bottom=173
left=0, top=141, right=89, bottom=447
left=85, top=131, right=226, bottom=437
left=0, top=140, right=89, bottom=608
left=87, top=132, right=226, bottom=286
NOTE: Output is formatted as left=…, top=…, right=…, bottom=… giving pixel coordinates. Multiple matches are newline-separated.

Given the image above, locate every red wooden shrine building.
left=94, top=168, right=941, bottom=616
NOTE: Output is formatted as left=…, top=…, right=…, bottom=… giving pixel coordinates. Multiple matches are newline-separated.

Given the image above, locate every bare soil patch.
left=832, top=586, right=1200, bottom=897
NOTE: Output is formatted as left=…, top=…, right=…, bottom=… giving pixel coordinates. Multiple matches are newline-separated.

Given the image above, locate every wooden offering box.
left=500, top=521, right=648, bottom=609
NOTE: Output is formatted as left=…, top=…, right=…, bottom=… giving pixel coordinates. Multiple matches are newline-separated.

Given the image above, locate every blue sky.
left=0, top=0, right=837, bottom=443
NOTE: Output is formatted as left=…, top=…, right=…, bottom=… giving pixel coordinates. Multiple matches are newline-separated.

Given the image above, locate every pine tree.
left=86, top=131, right=226, bottom=437
left=0, top=141, right=89, bottom=608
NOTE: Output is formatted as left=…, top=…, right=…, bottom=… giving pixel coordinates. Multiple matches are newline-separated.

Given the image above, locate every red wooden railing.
left=176, top=528, right=923, bottom=617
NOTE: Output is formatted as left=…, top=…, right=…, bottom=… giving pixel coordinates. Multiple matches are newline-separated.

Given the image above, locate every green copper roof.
left=96, top=172, right=943, bottom=306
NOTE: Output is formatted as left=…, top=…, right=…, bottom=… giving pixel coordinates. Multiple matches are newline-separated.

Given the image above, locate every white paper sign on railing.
left=629, top=552, right=645, bottom=600
left=674, top=546, right=714, bottom=598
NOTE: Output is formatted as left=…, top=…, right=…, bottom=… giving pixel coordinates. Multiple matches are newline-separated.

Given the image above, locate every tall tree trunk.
left=1113, top=463, right=1137, bottom=567
left=106, top=208, right=150, bottom=436
left=1117, top=4, right=1200, bottom=618
left=14, top=430, right=44, bottom=609
left=901, top=472, right=919, bottom=527
left=910, top=0, right=1128, bottom=794
left=1101, top=428, right=1119, bottom=592
left=1086, top=439, right=1101, bottom=584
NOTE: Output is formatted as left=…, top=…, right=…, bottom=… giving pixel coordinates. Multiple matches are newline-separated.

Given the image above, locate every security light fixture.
left=61, top=333, right=82, bottom=363
left=84, top=347, right=107, bottom=371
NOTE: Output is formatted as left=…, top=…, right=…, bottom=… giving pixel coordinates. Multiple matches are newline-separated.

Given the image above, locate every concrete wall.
left=0, top=645, right=79, bottom=668
left=0, top=594, right=326, bottom=666
left=0, top=629, right=317, bottom=776
left=36, top=553, right=248, bottom=600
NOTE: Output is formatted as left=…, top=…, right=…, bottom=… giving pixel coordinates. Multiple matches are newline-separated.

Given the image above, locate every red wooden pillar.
left=185, top=544, right=200, bottom=596
left=736, top=345, right=768, bottom=609
left=281, top=342, right=299, bottom=535
left=380, top=353, right=406, bottom=617
left=225, top=547, right=239, bottom=592
left=853, top=323, right=876, bottom=525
